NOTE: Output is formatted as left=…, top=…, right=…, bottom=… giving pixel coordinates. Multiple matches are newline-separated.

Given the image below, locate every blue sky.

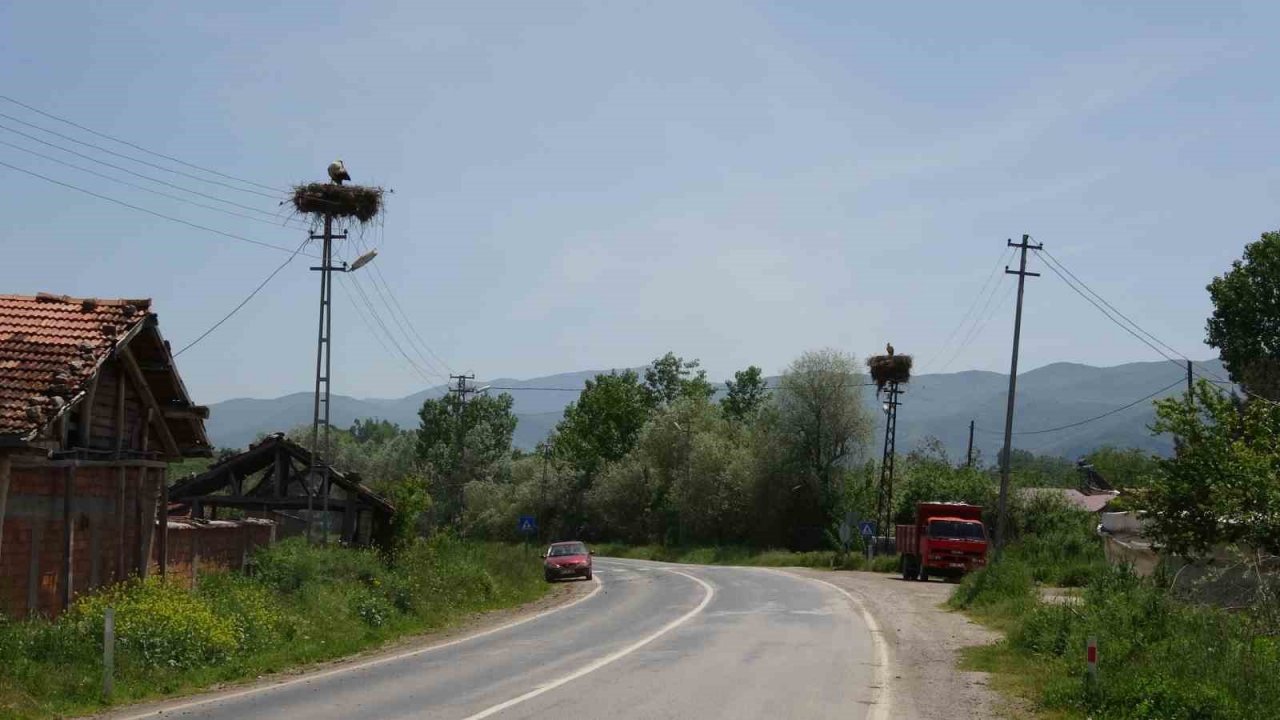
left=1, top=2, right=1276, bottom=402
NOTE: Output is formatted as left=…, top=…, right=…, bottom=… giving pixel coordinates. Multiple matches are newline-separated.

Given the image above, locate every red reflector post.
left=1086, top=636, right=1098, bottom=680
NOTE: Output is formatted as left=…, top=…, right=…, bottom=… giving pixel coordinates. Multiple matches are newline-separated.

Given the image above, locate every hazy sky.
left=2, top=2, right=1274, bottom=402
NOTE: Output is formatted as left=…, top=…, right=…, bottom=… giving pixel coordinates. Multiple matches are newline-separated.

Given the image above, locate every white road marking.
left=458, top=569, right=715, bottom=720
left=111, top=577, right=605, bottom=720
left=772, top=570, right=894, bottom=720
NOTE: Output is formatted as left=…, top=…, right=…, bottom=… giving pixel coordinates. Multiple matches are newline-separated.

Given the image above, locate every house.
left=0, top=293, right=218, bottom=617
left=1019, top=487, right=1120, bottom=514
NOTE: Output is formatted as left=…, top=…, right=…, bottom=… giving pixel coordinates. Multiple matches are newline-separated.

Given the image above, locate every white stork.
left=327, top=159, right=351, bottom=185
left=886, top=342, right=895, bottom=356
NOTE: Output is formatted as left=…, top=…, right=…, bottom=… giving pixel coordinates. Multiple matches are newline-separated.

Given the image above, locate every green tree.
left=416, top=392, right=518, bottom=524
left=721, top=365, right=769, bottom=422
left=1144, top=381, right=1280, bottom=557
left=1206, top=230, right=1280, bottom=401
left=350, top=418, right=402, bottom=445
left=553, top=370, right=653, bottom=477
left=1083, top=446, right=1158, bottom=488
left=644, top=352, right=715, bottom=407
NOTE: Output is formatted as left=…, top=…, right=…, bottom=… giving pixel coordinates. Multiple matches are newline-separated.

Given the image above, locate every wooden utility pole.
left=995, top=235, right=1042, bottom=555
left=449, top=374, right=476, bottom=522
left=966, top=419, right=975, bottom=469
left=1186, top=360, right=1194, bottom=398
left=308, top=215, right=347, bottom=544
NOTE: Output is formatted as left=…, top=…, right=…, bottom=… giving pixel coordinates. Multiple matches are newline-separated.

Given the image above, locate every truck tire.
left=901, top=556, right=918, bottom=581
left=919, top=567, right=929, bottom=583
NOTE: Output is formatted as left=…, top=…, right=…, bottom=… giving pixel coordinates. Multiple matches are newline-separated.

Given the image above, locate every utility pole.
left=308, top=215, right=347, bottom=545
left=1186, top=359, right=1194, bottom=397
left=995, top=234, right=1042, bottom=556
left=449, top=374, right=476, bottom=522
left=875, top=382, right=904, bottom=550
left=966, top=419, right=975, bottom=469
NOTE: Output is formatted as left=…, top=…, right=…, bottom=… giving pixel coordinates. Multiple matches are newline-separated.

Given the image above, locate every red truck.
left=896, top=502, right=989, bottom=582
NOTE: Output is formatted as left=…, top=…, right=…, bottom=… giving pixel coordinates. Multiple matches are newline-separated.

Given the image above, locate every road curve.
left=112, top=559, right=886, bottom=719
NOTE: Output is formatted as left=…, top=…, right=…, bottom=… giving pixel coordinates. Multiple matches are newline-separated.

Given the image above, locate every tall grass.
left=0, top=536, right=546, bottom=719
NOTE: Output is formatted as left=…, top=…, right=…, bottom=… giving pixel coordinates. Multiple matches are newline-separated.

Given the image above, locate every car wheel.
left=544, top=571, right=555, bottom=583
left=584, top=569, right=592, bottom=581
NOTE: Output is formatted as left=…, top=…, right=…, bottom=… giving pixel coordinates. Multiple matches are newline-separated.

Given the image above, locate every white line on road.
left=459, top=568, right=715, bottom=720
left=111, top=578, right=605, bottom=720
left=776, top=571, right=894, bottom=720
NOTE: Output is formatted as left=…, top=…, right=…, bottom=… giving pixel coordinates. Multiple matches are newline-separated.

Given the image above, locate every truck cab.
left=896, top=502, right=989, bottom=582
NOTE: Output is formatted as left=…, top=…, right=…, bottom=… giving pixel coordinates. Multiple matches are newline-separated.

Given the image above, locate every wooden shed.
left=168, top=433, right=395, bottom=549
left=0, top=293, right=213, bottom=617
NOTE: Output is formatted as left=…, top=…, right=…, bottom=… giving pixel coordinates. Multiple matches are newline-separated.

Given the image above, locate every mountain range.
left=204, top=359, right=1226, bottom=461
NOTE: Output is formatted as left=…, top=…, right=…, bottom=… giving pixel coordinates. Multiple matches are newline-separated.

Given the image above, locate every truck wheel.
left=919, top=568, right=928, bottom=583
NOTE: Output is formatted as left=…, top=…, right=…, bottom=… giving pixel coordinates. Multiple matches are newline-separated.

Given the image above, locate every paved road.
left=118, top=559, right=888, bottom=720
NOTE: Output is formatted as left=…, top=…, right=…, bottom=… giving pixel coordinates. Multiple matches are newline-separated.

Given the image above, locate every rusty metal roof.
left=0, top=293, right=151, bottom=439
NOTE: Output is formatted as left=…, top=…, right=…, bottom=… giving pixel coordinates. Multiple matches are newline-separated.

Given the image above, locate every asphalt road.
left=117, top=559, right=889, bottom=720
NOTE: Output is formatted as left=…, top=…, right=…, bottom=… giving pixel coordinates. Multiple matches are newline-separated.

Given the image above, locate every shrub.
left=948, top=558, right=1035, bottom=614
left=67, top=578, right=238, bottom=669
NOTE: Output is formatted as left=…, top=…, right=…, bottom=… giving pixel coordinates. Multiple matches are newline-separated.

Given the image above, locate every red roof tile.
left=0, top=293, right=151, bottom=438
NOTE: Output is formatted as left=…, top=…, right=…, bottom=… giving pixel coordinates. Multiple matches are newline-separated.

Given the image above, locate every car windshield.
left=929, top=521, right=985, bottom=541
left=548, top=543, right=587, bottom=557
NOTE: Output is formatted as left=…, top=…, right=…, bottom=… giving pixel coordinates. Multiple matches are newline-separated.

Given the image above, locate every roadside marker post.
left=1086, top=636, right=1098, bottom=682
left=103, top=607, right=115, bottom=700
left=859, top=521, right=876, bottom=561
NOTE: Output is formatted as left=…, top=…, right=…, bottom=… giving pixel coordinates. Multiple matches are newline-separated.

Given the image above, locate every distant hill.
left=204, top=359, right=1225, bottom=460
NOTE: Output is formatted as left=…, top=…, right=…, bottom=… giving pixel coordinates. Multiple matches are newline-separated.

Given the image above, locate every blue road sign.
left=517, top=515, right=538, bottom=533
left=858, top=521, right=876, bottom=538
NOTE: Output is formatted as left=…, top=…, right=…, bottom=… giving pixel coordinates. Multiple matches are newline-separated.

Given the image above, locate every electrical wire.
left=0, top=122, right=300, bottom=223
left=173, top=238, right=310, bottom=356
left=0, top=158, right=315, bottom=256
left=975, top=376, right=1186, bottom=436
left=0, top=94, right=285, bottom=193
left=0, top=139, right=308, bottom=232
left=935, top=273, right=1017, bottom=374
left=0, top=110, right=282, bottom=199
left=342, top=272, right=446, bottom=386
left=367, top=261, right=455, bottom=377
left=918, top=246, right=1016, bottom=372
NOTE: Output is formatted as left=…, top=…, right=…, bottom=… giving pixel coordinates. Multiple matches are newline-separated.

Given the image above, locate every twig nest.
left=867, top=354, right=912, bottom=389
left=290, top=183, right=384, bottom=224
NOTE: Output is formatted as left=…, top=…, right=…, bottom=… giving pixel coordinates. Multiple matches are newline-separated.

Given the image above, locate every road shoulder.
left=92, top=578, right=597, bottom=719
left=783, top=568, right=1004, bottom=720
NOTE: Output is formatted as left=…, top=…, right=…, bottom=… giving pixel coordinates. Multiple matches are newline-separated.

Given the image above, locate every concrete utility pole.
left=308, top=214, right=347, bottom=544
left=449, top=374, right=477, bottom=520
left=966, top=419, right=975, bottom=469
left=1186, top=359, right=1194, bottom=398
left=995, top=234, right=1042, bottom=555
left=875, top=382, right=904, bottom=547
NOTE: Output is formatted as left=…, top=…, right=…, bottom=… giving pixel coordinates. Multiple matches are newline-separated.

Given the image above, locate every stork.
left=327, top=159, right=351, bottom=185
left=886, top=342, right=895, bottom=356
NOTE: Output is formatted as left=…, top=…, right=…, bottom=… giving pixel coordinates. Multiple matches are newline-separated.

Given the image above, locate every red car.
left=543, top=541, right=593, bottom=582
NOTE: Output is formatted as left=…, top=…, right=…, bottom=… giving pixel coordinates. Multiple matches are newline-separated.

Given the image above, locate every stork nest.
left=867, top=354, right=912, bottom=389
left=290, top=183, right=384, bottom=223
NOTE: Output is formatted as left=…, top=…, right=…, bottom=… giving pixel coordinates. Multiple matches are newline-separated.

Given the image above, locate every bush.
left=67, top=578, right=239, bottom=669
left=948, top=558, right=1035, bottom=614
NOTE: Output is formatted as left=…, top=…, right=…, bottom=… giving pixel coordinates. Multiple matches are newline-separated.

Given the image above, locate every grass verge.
left=593, top=543, right=901, bottom=573
left=950, top=559, right=1280, bottom=719
left=0, top=535, right=548, bottom=719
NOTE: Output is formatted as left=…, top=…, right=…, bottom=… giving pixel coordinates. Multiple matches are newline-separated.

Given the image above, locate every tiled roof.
left=0, top=293, right=151, bottom=438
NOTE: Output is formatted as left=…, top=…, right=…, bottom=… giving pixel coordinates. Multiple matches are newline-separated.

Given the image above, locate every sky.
left=1, top=2, right=1276, bottom=403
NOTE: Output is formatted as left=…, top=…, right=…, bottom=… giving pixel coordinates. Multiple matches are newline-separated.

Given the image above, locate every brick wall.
left=161, top=519, right=275, bottom=589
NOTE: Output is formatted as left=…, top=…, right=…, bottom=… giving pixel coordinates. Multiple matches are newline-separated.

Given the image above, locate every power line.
left=0, top=158, right=315, bottom=256
left=918, top=246, right=1016, bottom=372
left=334, top=275, right=400, bottom=361
left=173, top=238, right=310, bottom=356
left=0, top=139, right=308, bottom=232
left=0, top=94, right=285, bottom=193
left=975, top=376, right=1185, bottom=436
left=368, top=261, right=455, bottom=377
left=935, top=270, right=1017, bottom=374
left=342, top=273, right=445, bottom=386
left=0, top=110, right=281, bottom=199
left=0, top=122, right=300, bottom=224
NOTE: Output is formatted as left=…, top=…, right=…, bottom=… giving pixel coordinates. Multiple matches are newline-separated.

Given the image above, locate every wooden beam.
left=116, top=466, right=126, bottom=580
left=159, top=472, right=169, bottom=578
left=162, top=407, right=209, bottom=421
left=0, top=454, right=10, bottom=588
left=180, top=495, right=358, bottom=512
left=61, top=466, right=74, bottom=611
left=114, top=368, right=127, bottom=453
left=118, top=347, right=180, bottom=458
left=76, top=375, right=99, bottom=449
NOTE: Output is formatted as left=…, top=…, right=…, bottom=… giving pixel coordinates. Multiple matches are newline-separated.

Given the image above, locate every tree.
left=1083, top=446, right=1158, bottom=488
left=644, top=352, right=715, bottom=407
left=350, top=418, right=401, bottom=445
left=1144, top=381, right=1280, bottom=557
left=768, top=349, right=874, bottom=542
left=416, top=392, right=518, bottom=524
left=553, top=370, right=653, bottom=477
left=1206, top=230, right=1280, bottom=401
left=722, top=365, right=769, bottom=422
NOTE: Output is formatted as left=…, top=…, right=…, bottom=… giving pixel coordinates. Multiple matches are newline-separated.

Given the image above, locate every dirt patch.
left=785, top=569, right=1005, bottom=720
